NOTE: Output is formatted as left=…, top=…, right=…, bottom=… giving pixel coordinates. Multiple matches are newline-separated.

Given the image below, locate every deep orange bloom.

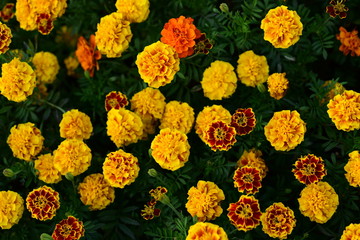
left=231, top=108, right=256, bottom=136
left=52, top=216, right=85, bottom=240
left=0, top=3, right=14, bottom=22
left=26, top=186, right=60, bottom=221
left=326, top=0, right=348, bottom=19
left=336, top=27, right=360, bottom=57
left=227, top=195, right=262, bottom=231
left=233, top=167, right=262, bottom=194
left=149, top=186, right=168, bottom=201
left=75, top=35, right=101, bottom=77
left=160, top=15, right=201, bottom=58
left=36, top=13, right=54, bottom=35
left=105, top=91, right=128, bottom=112
left=292, top=154, right=327, bottom=185
left=204, top=121, right=237, bottom=151
left=141, top=202, right=161, bottom=220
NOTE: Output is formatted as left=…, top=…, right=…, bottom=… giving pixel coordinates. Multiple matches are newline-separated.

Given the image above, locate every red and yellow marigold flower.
left=105, top=91, right=128, bottom=112
left=26, top=186, right=60, bottom=221
left=326, top=0, right=349, bottom=19
left=344, top=151, right=360, bottom=187
left=149, top=186, right=168, bottom=202
left=59, top=109, right=93, bottom=140
left=75, top=35, right=101, bottom=77
left=141, top=202, right=161, bottom=220
left=204, top=121, right=237, bottom=151
left=340, top=223, right=360, bottom=240
left=0, top=190, right=24, bottom=230
left=0, top=3, right=15, bottom=22
left=36, top=13, right=53, bottom=35
left=233, top=167, right=262, bottom=194
left=52, top=216, right=85, bottom=240
left=267, top=73, right=289, bottom=100
left=186, top=222, right=228, bottom=240
left=237, top=148, right=268, bottom=179
left=194, top=33, right=213, bottom=55
left=336, top=27, right=360, bottom=57
left=237, top=50, right=269, bottom=87
left=231, top=108, right=256, bottom=136
left=0, top=22, right=12, bottom=54
left=292, top=154, right=327, bottom=185
left=34, top=153, right=62, bottom=184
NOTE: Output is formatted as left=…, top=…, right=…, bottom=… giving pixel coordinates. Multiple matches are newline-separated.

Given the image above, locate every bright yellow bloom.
left=106, top=108, right=143, bottom=147
left=7, top=122, right=44, bottom=161
left=34, top=153, right=62, bottom=184
left=298, top=181, right=339, bottom=224
left=260, top=5, right=303, bottom=48
left=186, top=222, right=228, bottom=240
left=237, top=148, right=268, bottom=179
left=151, top=128, right=190, bottom=171
left=340, top=223, right=360, bottom=240
left=327, top=90, right=360, bottom=131
left=267, top=73, right=289, bottom=100
left=344, top=151, right=360, bottom=187
left=237, top=50, right=269, bottom=87
left=59, top=109, right=93, bottom=140
left=159, top=101, right=195, bottom=134
left=0, top=191, right=24, bottom=229
left=95, top=12, right=132, bottom=58
left=264, top=110, right=306, bottom=151
left=201, top=60, right=237, bottom=100
left=26, top=186, right=60, bottom=221
left=136, top=41, right=180, bottom=88
left=186, top=180, right=225, bottom=221
left=0, top=57, right=36, bottom=102
left=53, top=139, right=92, bottom=176
left=115, top=0, right=150, bottom=23
left=64, top=55, right=79, bottom=76
left=0, top=22, right=12, bottom=54
left=78, top=173, right=115, bottom=210
left=103, top=149, right=140, bottom=188
left=32, top=51, right=60, bottom=84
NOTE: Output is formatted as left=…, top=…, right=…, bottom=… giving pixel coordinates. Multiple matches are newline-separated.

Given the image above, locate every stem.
left=41, top=100, right=66, bottom=113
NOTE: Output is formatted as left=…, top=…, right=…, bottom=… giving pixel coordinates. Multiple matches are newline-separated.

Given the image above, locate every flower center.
left=334, top=1, right=347, bottom=12
left=214, top=128, right=226, bottom=140
left=243, top=173, right=254, bottom=183
left=60, top=224, right=72, bottom=237
left=234, top=113, right=248, bottom=127
left=302, top=163, right=316, bottom=176
left=108, top=98, right=119, bottom=108
left=236, top=203, right=253, bottom=218
left=34, top=195, right=48, bottom=209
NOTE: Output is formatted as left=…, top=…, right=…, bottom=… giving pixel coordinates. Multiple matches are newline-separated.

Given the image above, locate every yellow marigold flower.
left=149, top=186, right=168, bottom=201
left=321, top=80, right=345, bottom=104
left=32, top=51, right=60, bottom=84
left=0, top=22, right=12, bottom=54
left=0, top=57, right=36, bottom=102
left=59, top=109, right=93, bottom=140
left=52, top=216, right=84, bottom=240
left=136, top=41, right=180, bottom=88
left=261, top=202, right=296, bottom=239
left=186, top=180, right=225, bottom=222
left=34, top=153, right=62, bottom=184
left=103, top=149, right=140, bottom=188
left=53, top=139, right=92, bottom=176
left=7, top=122, right=44, bottom=161
left=344, top=151, right=360, bottom=187
left=195, top=105, right=232, bottom=142
left=298, top=181, right=339, bottom=224
left=327, top=90, right=360, bottom=131
left=26, top=186, right=60, bottom=221
left=340, top=223, right=360, bottom=240
left=264, top=110, right=306, bottom=151
left=151, top=128, right=190, bottom=171
left=64, top=55, right=79, bottom=76
left=159, top=101, right=195, bottom=134
left=0, top=191, right=24, bottom=229
left=260, top=5, right=303, bottom=48
left=267, top=73, right=289, bottom=100
left=0, top=3, right=15, bottom=22
left=186, top=222, right=228, bottom=240
left=237, top=148, right=268, bottom=179
left=106, top=108, right=143, bottom=147
left=78, top=173, right=115, bottom=210
left=115, top=0, right=150, bottom=23
left=95, top=12, right=132, bottom=58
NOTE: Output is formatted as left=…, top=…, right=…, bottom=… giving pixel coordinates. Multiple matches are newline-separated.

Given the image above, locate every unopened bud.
left=40, top=233, right=53, bottom=240
left=3, top=168, right=14, bottom=178
left=219, top=3, right=229, bottom=13
left=257, top=83, right=266, bottom=93
left=65, top=172, right=74, bottom=181
left=148, top=168, right=158, bottom=178
left=159, top=194, right=171, bottom=206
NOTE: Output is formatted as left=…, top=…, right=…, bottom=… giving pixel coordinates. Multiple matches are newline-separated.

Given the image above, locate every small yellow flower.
left=186, top=222, right=228, bottom=240
left=59, top=109, right=93, bottom=140
left=344, top=151, right=360, bottom=187
left=115, top=0, right=150, bottom=23
left=0, top=22, right=12, bottom=54
left=237, top=50, right=269, bottom=87
left=64, top=55, right=79, bottom=76
left=267, top=73, right=289, bottom=100
left=159, top=101, right=195, bottom=134
left=340, top=223, right=360, bottom=240
left=32, top=51, right=60, bottom=84
left=34, top=153, right=62, bottom=184
left=0, top=191, right=24, bottom=229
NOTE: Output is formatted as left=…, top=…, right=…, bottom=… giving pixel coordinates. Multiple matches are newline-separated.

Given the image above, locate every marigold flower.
left=0, top=191, right=24, bottom=229
left=194, top=33, right=213, bottom=55
left=34, top=153, right=62, bottom=184
left=1, top=3, right=15, bottom=22
left=149, top=186, right=168, bottom=201
left=136, top=41, right=180, bottom=88
left=344, top=151, right=360, bottom=187
left=75, top=35, right=101, bottom=77
left=326, top=0, right=349, bottom=19
left=105, top=91, right=128, bottom=112
left=0, top=22, right=11, bottom=54
left=7, top=122, right=44, bottom=161
left=231, top=108, right=256, bottom=136
left=327, top=90, right=360, bottom=131
left=78, top=173, right=115, bottom=210
left=261, top=202, right=296, bottom=239
left=227, top=195, right=262, bottom=231
left=340, top=223, right=360, bottom=240
left=201, top=60, right=237, bottom=100
left=264, top=110, right=306, bottom=151
left=261, top=6, right=303, bottom=48
left=186, top=180, right=225, bottom=221
left=141, top=202, right=161, bottom=220
left=53, top=139, right=92, bottom=176
left=204, top=121, right=237, bottom=151
left=237, top=148, right=268, bottom=179
left=95, top=12, right=132, bottom=58
left=64, top=55, right=79, bottom=76
left=186, top=222, right=228, bottom=240
left=52, top=216, right=85, bottom=240
left=151, top=128, right=190, bottom=171
left=36, top=13, right=53, bottom=35
left=103, top=149, right=140, bottom=188
left=321, top=80, right=346, bottom=104
left=32, top=51, right=60, bottom=84
left=115, top=0, right=150, bottom=23
left=195, top=105, right=232, bottom=142
left=292, top=154, right=327, bottom=185
left=267, top=73, right=289, bottom=100
left=233, top=167, right=262, bottom=194
left=237, top=50, right=269, bottom=87
left=106, top=108, right=143, bottom=147
left=26, top=186, right=60, bottom=221
left=298, top=181, right=339, bottom=223
left=159, top=101, right=195, bottom=134
left=0, top=57, right=36, bottom=102
left=336, top=27, right=360, bottom=57
left=59, top=109, right=93, bottom=140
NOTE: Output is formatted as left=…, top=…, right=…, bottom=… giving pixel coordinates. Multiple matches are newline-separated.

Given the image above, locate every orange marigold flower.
left=0, top=3, right=15, bottom=22
left=141, top=202, right=161, bottom=220
left=344, top=151, right=360, bottom=187
left=237, top=148, right=268, bottom=179
left=292, top=154, right=327, bottom=185
left=204, top=121, right=237, bottom=151
left=34, top=153, right=62, bottom=184
left=36, top=13, right=53, bottom=35
left=160, top=16, right=201, bottom=58
left=105, top=91, right=128, bottom=112
left=261, top=202, right=296, bottom=239
left=336, top=27, right=360, bottom=57
left=26, top=186, right=60, bottom=221
left=186, top=222, right=229, bottom=240
left=159, top=101, right=195, bottom=134
left=0, top=21, right=12, bottom=54
left=340, top=223, right=360, bottom=240
left=231, top=108, right=256, bottom=136
left=75, top=35, right=101, bottom=77
left=149, top=186, right=168, bottom=201
left=233, top=167, right=262, bottom=194
left=59, top=109, right=93, bottom=140
left=227, top=195, right=262, bottom=231
left=267, top=73, right=289, bottom=100
left=52, top=216, right=85, bottom=240
left=326, top=0, right=349, bottom=19
left=0, top=190, right=24, bottom=229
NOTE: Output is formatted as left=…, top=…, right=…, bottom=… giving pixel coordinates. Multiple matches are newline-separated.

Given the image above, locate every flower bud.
left=148, top=168, right=158, bottom=177
left=3, top=168, right=14, bottom=178
left=257, top=83, right=266, bottom=93
left=65, top=172, right=74, bottom=181
left=40, top=233, right=53, bottom=240
left=219, top=3, right=229, bottom=13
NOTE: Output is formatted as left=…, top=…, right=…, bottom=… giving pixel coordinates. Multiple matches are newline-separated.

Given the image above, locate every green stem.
left=41, top=100, right=66, bottom=113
